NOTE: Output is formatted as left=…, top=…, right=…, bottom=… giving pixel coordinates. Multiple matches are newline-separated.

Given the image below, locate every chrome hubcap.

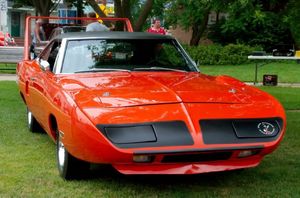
left=58, top=137, right=66, bottom=168
left=27, top=110, right=32, bottom=126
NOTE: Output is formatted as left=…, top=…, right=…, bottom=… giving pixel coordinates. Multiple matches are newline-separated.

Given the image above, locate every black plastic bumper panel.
left=200, top=118, right=283, bottom=144
left=161, top=151, right=232, bottom=163
left=97, top=121, right=194, bottom=148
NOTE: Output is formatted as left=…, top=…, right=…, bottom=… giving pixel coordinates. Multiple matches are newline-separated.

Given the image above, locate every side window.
left=39, top=42, right=53, bottom=61
left=40, top=40, right=61, bottom=72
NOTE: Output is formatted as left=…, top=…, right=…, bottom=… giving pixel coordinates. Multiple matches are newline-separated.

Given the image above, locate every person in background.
left=33, top=19, right=46, bottom=44
left=86, top=12, right=109, bottom=32
left=31, top=19, right=46, bottom=58
left=147, top=19, right=166, bottom=35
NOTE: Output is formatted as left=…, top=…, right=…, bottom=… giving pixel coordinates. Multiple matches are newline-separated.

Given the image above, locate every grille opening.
left=161, top=152, right=232, bottom=163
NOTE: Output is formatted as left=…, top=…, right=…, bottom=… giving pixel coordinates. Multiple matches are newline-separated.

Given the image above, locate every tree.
left=13, top=0, right=61, bottom=16
left=13, top=0, right=166, bottom=32
left=133, top=0, right=154, bottom=31
left=85, top=0, right=106, bottom=17
left=208, top=0, right=293, bottom=50
left=286, top=0, right=300, bottom=48
left=166, top=0, right=232, bottom=46
left=113, top=0, right=155, bottom=31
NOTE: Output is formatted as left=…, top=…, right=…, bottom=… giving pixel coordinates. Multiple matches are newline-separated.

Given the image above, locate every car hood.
left=58, top=72, right=255, bottom=108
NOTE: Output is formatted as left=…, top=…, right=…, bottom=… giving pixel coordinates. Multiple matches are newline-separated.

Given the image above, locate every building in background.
left=1, top=0, right=34, bottom=38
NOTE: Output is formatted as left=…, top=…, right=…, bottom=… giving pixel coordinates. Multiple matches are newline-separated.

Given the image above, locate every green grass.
left=0, top=81, right=299, bottom=197
left=0, top=63, right=16, bottom=74
left=259, top=87, right=300, bottom=110
left=2, top=62, right=300, bottom=82
left=201, top=62, right=300, bottom=83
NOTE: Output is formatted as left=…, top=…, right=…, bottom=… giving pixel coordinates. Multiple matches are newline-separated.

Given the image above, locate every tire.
left=56, top=130, right=90, bottom=180
left=27, top=107, right=42, bottom=133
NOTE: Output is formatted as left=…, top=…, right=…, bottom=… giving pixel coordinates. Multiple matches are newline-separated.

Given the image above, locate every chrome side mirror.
left=39, top=59, right=50, bottom=71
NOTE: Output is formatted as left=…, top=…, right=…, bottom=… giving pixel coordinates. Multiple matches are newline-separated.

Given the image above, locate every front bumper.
left=113, top=150, right=263, bottom=175
left=67, top=103, right=286, bottom=175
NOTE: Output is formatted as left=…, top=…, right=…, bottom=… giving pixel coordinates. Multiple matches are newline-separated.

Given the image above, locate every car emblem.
left=257, top=122, right=276, bottom=135
left=228, top=88, right=237, bottom=94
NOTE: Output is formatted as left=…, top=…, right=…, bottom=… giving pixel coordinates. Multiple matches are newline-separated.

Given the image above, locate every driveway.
left=0, top=74, right=16, bottom=81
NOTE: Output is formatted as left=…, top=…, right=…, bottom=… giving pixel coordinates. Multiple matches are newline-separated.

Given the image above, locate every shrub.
left=184, top=44, right=261, bottom=65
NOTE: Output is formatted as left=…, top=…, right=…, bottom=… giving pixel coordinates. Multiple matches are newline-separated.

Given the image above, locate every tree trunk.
left=77, top=0, right=84, bottom=18
left=31, top=0, right=57, bottom=16
left=190, top=9, right=210, bottom=46
left=216, top=10, right=220, bottom=24
left=86, top=0, right=107, bottom=18
left=134, top=0, right=154, bottom=31
left=114, top=0, right=124, bottom=31
left=122, top=0, right=132, bottom=22
left=114, top=0, right=123, bottom=17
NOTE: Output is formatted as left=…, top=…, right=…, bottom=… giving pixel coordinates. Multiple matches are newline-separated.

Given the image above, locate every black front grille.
left=200, top=118, right=283, bottom=144
left=161, top=152, right=232, bottom=163
left=97, top=121, right=194, bottom=148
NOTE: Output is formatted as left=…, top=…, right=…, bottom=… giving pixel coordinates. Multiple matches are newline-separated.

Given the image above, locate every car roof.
left=54, top=31, right=174, bottom=41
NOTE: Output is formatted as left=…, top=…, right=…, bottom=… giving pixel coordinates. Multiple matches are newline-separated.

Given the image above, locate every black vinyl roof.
left=55, top=31, right=174, bottom=40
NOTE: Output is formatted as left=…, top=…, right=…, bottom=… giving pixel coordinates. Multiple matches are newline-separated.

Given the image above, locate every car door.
left=27, top=40, right=60, bottom=130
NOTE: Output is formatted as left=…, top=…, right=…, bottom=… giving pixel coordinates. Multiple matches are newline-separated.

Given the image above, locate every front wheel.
left=56, top=130, right=90, bottom=180
left=27, top=107, right=41, bottom=133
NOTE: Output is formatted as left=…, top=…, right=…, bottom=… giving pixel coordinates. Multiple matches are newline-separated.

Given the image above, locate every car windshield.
left=61, top=39, right=195, bottom=73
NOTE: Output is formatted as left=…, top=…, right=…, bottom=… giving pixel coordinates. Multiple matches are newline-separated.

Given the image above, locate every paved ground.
left=1, top=73, right=300, bottom=88
left=0, top=47, right=23, bottom=63
left=0, top=74, right=17, bottom=81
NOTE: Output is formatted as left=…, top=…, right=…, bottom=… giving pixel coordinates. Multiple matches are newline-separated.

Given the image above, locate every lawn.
left=1, top=62, right=300, bottom=83
left=201, top=62, right=300, bottom=83
left=0, top=81, right=299, bottom=197
left=0, top=63, right=16, bottom=74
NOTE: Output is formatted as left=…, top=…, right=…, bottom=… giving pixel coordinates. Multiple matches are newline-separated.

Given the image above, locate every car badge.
left=228, top=88, right=237, bottom=94
left=257, top=122, right=276, bottom=135
left=102, top=92, right=110, bottom=97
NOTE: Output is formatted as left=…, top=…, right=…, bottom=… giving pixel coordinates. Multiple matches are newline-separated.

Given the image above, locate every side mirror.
left=39, top=59, right=50, bottom=71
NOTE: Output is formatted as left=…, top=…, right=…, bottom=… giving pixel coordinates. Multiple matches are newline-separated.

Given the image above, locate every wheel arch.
left=19, top=92, right=26, bottom=105
left=49, top=114, right=58, bottom=140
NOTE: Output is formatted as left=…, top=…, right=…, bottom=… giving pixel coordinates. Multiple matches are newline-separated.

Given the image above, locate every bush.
left=207, top=8, right=293, bottom=51
left=184, top=44, right=261, bottom=65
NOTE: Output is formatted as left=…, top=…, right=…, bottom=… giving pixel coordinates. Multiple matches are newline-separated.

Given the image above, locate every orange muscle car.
left=17, top=31, right=286, bottom=180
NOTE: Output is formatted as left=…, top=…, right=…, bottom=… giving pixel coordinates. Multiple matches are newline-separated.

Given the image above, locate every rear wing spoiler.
left=24, top=16, right=133, bottom=60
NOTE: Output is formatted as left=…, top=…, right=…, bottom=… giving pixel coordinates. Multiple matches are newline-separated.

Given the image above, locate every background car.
left=272, top=44, right=295, bottom=56
left=0, top=31, right=16, bottom=46
left=0, top=31, right=4, bottom=46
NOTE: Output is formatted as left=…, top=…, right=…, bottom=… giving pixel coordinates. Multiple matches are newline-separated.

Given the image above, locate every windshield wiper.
left=75, top=68, right=131, bottom=73
left=132, top=67, right=187, bottom=72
